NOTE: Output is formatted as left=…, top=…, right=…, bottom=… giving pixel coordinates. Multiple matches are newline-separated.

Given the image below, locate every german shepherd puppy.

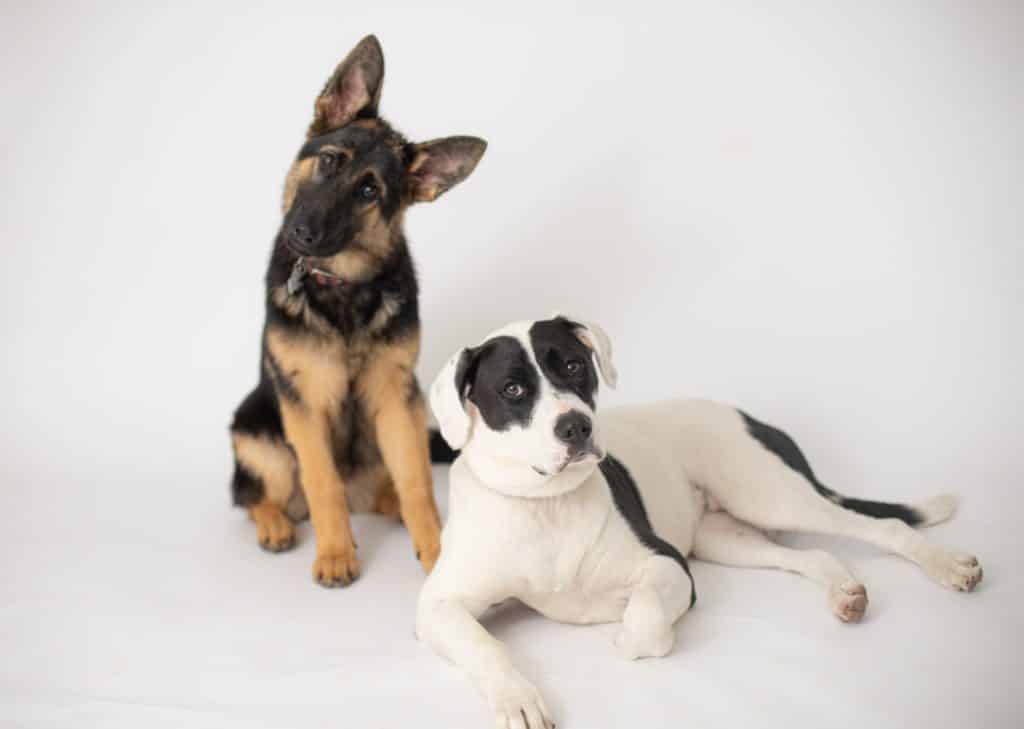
left=229, top=35, right=486, bottom=587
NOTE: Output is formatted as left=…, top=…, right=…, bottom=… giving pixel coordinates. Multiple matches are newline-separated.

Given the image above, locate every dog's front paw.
left=252, top=504, right=296, bottom=553
left=616, top=587, right=675, bottom=660
left=312, top=547, right=360, bottom=588
left=828, top=581, right=868, bottom=623
left=924, top=551, right=983, bottom=592
left=615, top=623, right=674, bottom=661
left=416, top=536, right=441, bottom=574
left=483, top=669, right=554, bottom=729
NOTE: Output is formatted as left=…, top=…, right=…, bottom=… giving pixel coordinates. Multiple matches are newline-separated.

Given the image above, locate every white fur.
left=419, top=320, right=982, bottom=729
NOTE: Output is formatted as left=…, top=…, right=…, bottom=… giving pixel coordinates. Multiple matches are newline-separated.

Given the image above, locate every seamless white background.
left=2, top=2, right=1021, bottom=728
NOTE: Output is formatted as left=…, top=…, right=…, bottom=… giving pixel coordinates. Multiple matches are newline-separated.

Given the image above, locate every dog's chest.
left=266, top=328, right=379, bottom=407
left=264, top=327, right=390, bottom=484
left=483, top=480, right=650, bottom=623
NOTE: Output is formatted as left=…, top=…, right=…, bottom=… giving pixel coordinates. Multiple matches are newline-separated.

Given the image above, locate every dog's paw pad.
left=254, top=507, right=296, bottom=553
left=312, top=549, right=360, bottom=588
left=828, top=581, right=868, bottom=623
left=924, top=551, right=982, bottom=592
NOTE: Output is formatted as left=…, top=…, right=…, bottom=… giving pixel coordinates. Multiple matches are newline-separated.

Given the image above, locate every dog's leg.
left=694, top=511, right=867, bottom=622
left=279, top=403, right=360, bottom=587
left=230, top=385, right=298, bottom=552
left=417, top=590, right=553, bottom=729
left=708, top=438, right=982, bottom=592
left=616, top=555, right=693, bottom=660
left=362, top=351, right=442, bottom=573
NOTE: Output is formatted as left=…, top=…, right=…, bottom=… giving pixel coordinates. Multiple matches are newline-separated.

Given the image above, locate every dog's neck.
left=265, top=233, right=417, bottom=340
left=460, top=443, right=599, bottom=500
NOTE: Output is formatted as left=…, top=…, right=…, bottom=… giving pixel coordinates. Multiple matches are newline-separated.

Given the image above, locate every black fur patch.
left=528, top=317, right=599, bottom=408
left=739, top=410, right=922, bottom=526
left=405, top=374, right=423, bottom=406
left=429, top=428, right=458, bottom=464
left=263, top=350, right=300, bottom=404
left=465, top=336, right=540, bottom=432
left=327, top=389, right=383, bottom=480
left=599, top=454, right=697, bottom=608
left=265, top=236, right=419, bottom=343
left=231, top=461, right=263, bottom=507
left=229, top=383, right=286, bottom=506
left=231, top=383, right=284, bottom=438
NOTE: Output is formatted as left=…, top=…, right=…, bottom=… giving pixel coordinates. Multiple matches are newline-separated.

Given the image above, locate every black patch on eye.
left=465, top=336, right=540, bottom=432
left=528, top=317, right=598, bottom=408
left=599, top=454, right=696, bottom=609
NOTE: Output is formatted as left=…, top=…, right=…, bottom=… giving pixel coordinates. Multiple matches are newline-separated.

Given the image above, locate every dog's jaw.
left=461, top=441, right=600, bottom=499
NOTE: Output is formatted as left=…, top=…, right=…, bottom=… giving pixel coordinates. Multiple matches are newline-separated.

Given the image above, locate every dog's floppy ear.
left=555, top=314, right=618, bottom=389
left=430, top=346, right=480, bottom=450
left=309, top=35, right=385, bottom=137
left=405, top=137, right=487, bottom=203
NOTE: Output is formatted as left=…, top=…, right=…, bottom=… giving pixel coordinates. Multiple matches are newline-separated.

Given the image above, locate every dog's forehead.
left=475, top=320, right=536, bottom=353
left=298, top=123, right=399, bottom=160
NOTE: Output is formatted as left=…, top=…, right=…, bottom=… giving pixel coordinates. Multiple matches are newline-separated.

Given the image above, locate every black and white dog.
left=417, top=315, right=982, bottom=729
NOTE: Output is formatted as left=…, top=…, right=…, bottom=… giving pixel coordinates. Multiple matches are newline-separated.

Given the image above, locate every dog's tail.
left=429, top=428, right=458, bottom=464
left=740, top=410, right=957, bottom=528
left=812, top=482, right=958, bottom=528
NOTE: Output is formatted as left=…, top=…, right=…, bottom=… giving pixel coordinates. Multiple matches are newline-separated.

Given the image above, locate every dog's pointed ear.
left=405, top=137, right=487, bottom=203
left=430, top=346, right=480, bottom=450
left=553, top=314, right=617, bottom=389
left=309, top=35, right=385, bottom=137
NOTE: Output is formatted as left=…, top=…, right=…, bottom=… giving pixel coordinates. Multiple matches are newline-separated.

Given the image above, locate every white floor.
left=2, top=460, right=1019, bottom=729
left=3, top=3, right=1021, bottom=727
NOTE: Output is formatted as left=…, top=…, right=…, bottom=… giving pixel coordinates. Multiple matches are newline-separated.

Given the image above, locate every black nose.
left=290, top=222, right=320, bottom=248
left=554, top=411, right=593, bottom=449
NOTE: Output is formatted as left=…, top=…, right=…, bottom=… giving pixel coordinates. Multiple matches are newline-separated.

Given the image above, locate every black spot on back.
left=599, top=454, right=696, bottom=608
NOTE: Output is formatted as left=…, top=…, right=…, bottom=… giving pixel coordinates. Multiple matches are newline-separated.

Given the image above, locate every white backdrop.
left=2, top=2, right=1021, bottom=728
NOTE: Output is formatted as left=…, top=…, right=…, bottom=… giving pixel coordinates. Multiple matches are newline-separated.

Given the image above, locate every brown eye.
left=318, top=152, right=339, bottom=174
left=357, top=179, right=379, bottom=201
left=566, top=360, right=583, bottom=376
left=502, top=382, right=525, bottom=400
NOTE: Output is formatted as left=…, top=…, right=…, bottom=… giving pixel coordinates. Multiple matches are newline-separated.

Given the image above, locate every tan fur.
left=263, top=324, right=439, bottom=581
left=373, top=478, right=401, bottom=518
left=278, top=398, right=360, bottom=585
left=265, top=326, right=348, bottom=411
left=232, top=432, right=296, bottom=506
left=406, top=149, right=439, bottom=202
left=323, top=248, right=381, bottom=282
left=266, top=326, right=359, bottom=584
left=249, top=501, right=295, bottom=552
left=315, top=208, right=404, bottom=283
left=358, top=334, right=442, bottom=571
left=367, top=292, right=403, bottom=333
left=351, top=464, right=393, bottom=514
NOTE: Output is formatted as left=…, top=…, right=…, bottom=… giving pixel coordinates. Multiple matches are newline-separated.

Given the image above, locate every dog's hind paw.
left=925, top=552, right=983, bottom=592
left=250, top=502, right=296, bottom=553
left=828, top=581, right=868, bottom=623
